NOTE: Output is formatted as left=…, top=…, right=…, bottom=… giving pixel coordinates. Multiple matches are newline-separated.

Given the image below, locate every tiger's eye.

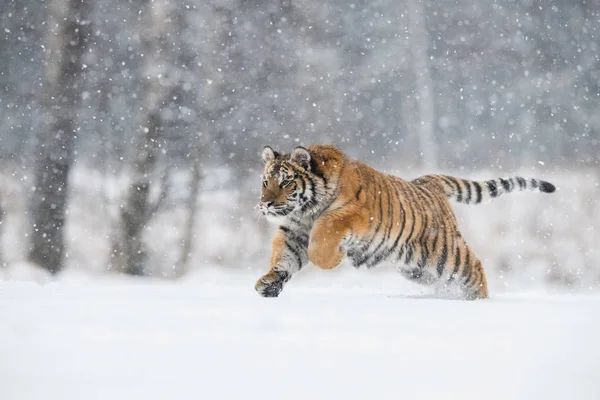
left=281, top=180, right=290, bottom=188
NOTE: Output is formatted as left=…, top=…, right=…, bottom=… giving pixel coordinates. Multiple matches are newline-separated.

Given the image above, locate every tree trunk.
left=28, top=0, right=90, bottom=273
left=175, top=136, right=203, bottom=277
left=407, top=0, right=437, bottom=170
left=111, top=0, right=173, bottom=276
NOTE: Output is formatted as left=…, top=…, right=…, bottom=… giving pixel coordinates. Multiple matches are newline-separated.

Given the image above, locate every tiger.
left=255, top=144, right=556, bottom=300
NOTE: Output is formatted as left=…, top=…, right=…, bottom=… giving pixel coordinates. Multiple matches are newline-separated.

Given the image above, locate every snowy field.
left=0, top=167, right=599, bottom=399
left=2, top=268, right=600, bottom=400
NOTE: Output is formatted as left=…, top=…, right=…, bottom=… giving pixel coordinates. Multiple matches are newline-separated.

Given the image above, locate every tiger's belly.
left=342, top=237, right=400, bottom=268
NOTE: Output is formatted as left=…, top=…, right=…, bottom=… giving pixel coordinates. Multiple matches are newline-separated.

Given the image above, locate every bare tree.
left=175, top=135, right=203, bottom=277
left=109, top=0, right=176, bottom=276
left=172, top=2, right=233, bottom=276
left=407, top=0, right=437, bottom=170
left=28, top=0, right=91, bottom=273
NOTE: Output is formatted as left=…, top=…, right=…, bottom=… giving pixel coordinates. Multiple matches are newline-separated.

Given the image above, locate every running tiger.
left=255, top=144, right=555, bottom=300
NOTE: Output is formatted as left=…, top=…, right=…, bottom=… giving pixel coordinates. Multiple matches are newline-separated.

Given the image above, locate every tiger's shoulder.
left=303, top=145, right=403, bottom=208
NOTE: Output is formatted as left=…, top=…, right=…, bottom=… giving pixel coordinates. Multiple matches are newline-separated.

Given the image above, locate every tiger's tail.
left=414, top=174, right=556, bottom=205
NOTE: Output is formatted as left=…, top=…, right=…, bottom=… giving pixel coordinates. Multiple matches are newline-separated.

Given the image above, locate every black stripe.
left=530, top=179, right=538, bottom=189
left=382, top=184, right=395, bottom=245
left=296, top=234, right=309, bottom=249
left=416, top=185, right=436, bottom=209
left=352, top=238, right=371, bottom=267
left=305, top=160, right=328, bottom=196
left=280, top=226, right=292, bottom=235
left=403, top=197, right=417, bottom=244
left=404, top=245, right=414, bottom=264
left=365, top=235, right=387, bottom=267
left=417, top=247, right=428, bottom=270
left=430, top=229, right=440, bottom=257
left=449, top=244, right=461, bottom=283
left=302, top=175, right=316, bottom=211
left=397, top=245, right=405, bottom=261
left=509, top=177, right=515, bottom=191
left=436, top=242, right=448, bottom=277
left=389, top=189, right=408, bottom=256
left=371, top=179, right=384, bottom=236
left=473, top=182, right=483, bottom=203
left=372, top=184, right=398, bottom=265
left=499, top=178, right=510, bottom=192
left=306, top=175, right=315, bottom=195
left=417, top=185, right=440, bottom=272
left=359, top=183, right=385, bottom=265
left=441, top=176, right=462, bottom=202
left=486, top=180, right=498, bottom=198
left=464, top=266, right=474, bottom=286
left=462, top=180, right=472, bottom=203
left=415, top=214, right=430, bottom=269
left=355, top=185, right=363, bottom=200
left=309, top=157, right=326, bottom=185
left=414, top=187, right=430, bottom=227
left=395, top=190, right=416, bottom=262
left=400, top=188, right=421, bottom=263
left=517, top=177, right=526, bottom=189
left=463, top=251, right=472, bottom=285
left=452, top=178, right=463, bottom=202
left=416, top=231, right=434, bottom=271
left=364, top=183, right=394, bottom=265
left=284, top=241, right=303, bottom=270
left=297, top=176, right=307, bottom=200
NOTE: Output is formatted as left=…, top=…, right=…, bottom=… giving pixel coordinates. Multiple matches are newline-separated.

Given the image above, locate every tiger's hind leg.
left=396, top=244, right=440, bottom=290
left=396, top=237, right=489, bottom=300
left=445, top=237, right=489, bottom=300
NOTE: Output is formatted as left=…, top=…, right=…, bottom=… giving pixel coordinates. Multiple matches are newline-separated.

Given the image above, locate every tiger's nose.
left=261, top=201, right=274, bottom=208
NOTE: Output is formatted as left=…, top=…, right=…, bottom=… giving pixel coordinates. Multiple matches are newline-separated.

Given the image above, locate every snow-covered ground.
left=2, top=268, right=599, bottom=400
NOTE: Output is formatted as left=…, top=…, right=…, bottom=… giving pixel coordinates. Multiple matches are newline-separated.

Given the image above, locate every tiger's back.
left=335, top=156, right=489, bottom=299
left=255, top=144, right=555, bottom=299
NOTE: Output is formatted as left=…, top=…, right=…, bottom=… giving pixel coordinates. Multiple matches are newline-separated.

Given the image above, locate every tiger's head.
left=258, top=145, right=322, bottom=223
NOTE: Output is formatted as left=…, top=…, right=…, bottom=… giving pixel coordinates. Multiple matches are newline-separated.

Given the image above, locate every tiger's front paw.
left=254, top=270, right=289, bottom=298
left=255, top=278, right=283, bottom=297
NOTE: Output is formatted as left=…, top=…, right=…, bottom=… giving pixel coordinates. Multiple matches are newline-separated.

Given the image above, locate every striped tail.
left=414, top=174, right=556, bottom=205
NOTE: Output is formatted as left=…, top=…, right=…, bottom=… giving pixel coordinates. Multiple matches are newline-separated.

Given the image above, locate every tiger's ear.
left=262, top=146, right=277, bottom=163
left=290, top=146, right=311, bottom=169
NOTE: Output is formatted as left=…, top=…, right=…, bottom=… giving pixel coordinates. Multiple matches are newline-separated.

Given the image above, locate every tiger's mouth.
left=260, top=204, right=295, bottom=225
left=258, top=202, right=294, bottom=217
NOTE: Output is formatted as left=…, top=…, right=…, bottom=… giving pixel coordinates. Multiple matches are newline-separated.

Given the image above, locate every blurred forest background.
left=0, top=0, right=599, bottom=290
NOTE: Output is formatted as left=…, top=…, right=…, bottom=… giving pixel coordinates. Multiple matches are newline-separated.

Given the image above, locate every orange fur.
left=255, top=144, right=554, bottom=299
